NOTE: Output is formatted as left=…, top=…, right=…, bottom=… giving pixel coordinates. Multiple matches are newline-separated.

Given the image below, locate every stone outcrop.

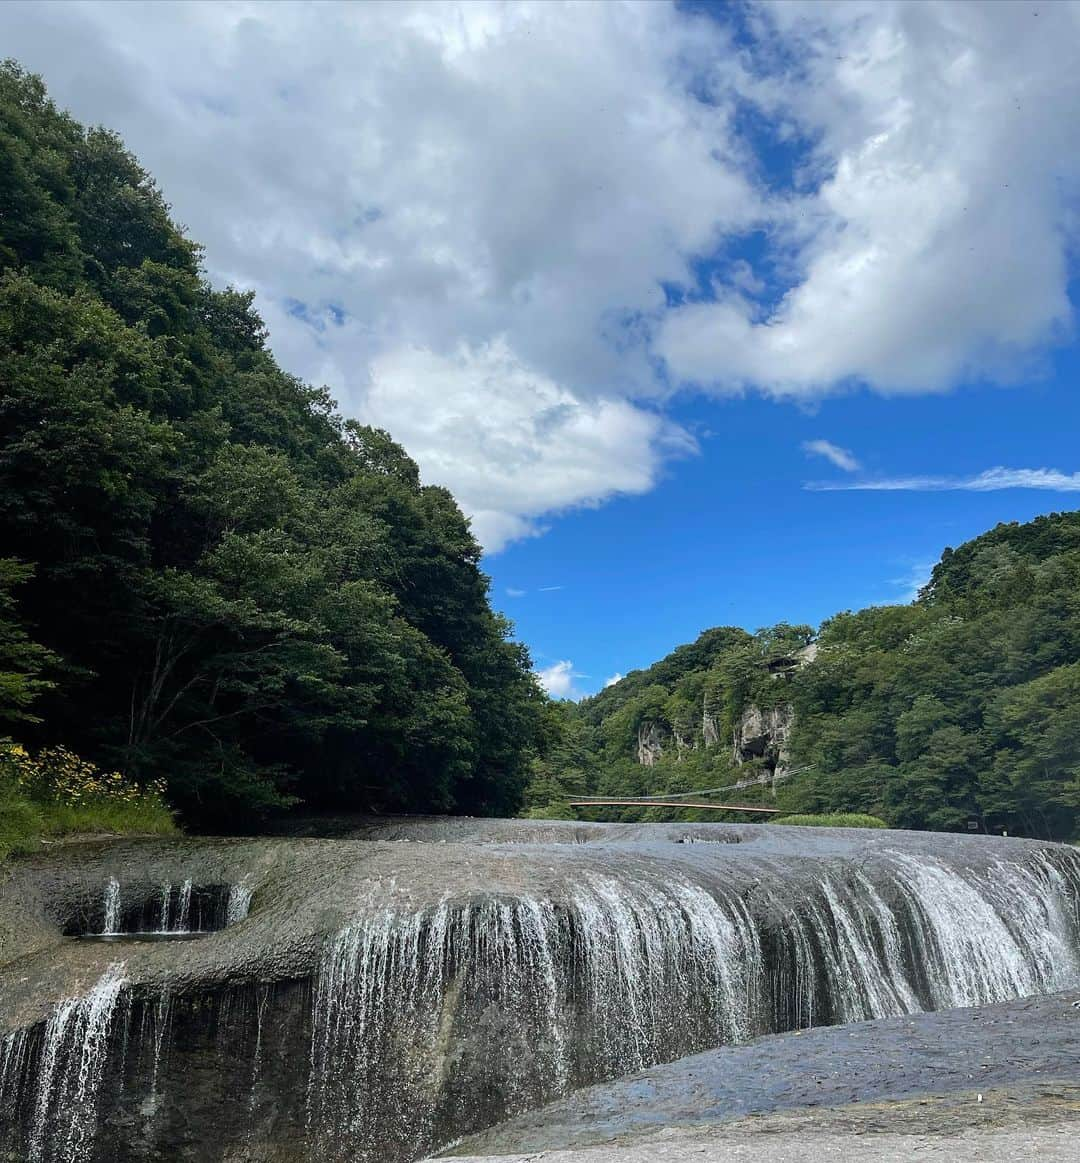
left=636, top=722, right=666, bottom=766
left=732, top=702, right=796, bottom=781
left=730, top=643, right=819, bottom=783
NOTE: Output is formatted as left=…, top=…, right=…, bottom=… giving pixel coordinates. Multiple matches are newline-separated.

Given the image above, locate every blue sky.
left=490, top=368, right=1080, bottom=693
left=4, top=0, right=1080, bottom=697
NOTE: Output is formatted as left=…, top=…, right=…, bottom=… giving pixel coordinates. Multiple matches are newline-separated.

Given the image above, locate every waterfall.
left=91, top=878, right=244, bottom=935
left=174, top=879, right=192, bottom=932
left=101, top=878, right=120, bottom=936
left=23, top=965, right=126, bottom=1163
left=303, top=849, right=1080, bottom=1160
left=4, top=839, right=1080, bottom=1162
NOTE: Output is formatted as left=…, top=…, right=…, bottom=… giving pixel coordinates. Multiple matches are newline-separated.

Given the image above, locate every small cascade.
left=101, top=877, right=120, bottom=936
left=22, top=965, right=126, bottom=1163
left=226, top=882, right=253, bottom=925
left=72, top=879, right=246, bottom=938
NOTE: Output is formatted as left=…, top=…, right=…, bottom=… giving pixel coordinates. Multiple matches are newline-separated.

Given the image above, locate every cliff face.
left=630, top=643, right=817, bottom=778
left=731, top=703, right=795, bottom=782
left=636, top=723, right=666, bottom=767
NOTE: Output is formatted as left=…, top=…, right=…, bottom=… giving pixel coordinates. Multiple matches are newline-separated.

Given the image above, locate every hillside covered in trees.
left=0, top=63, right=545, bottom=829
left=526, top=512, right=1080, bottom=841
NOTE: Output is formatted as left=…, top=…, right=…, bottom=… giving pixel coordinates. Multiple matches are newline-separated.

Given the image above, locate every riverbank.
left=440, top=1084, right=1080, bottom=1162
left=439, top=991, right=1080, bottom=1160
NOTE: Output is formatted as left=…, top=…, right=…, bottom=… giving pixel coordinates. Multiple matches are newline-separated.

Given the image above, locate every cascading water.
left=2, top=828, right=1080, bottom=1162
left=17, top=965, right=126, bottom=1163
left=101, top=878, right=120, bottom=937
left=81, top=878, right=249, bottom=937
left=301, top=848, right=1080, bottom=1161
left=226, top=882, right=253, bottom=926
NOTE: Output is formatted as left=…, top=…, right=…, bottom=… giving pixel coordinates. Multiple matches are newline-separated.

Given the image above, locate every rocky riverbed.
left=439, top=1088, right=1080, bottom=1163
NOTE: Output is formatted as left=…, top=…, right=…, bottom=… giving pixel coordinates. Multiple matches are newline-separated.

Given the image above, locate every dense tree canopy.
left=0, top=62, right=545, bottom=827
left=785, top=512, right=1080, bottom=839
left=526, top=514, right=1080, bottom=840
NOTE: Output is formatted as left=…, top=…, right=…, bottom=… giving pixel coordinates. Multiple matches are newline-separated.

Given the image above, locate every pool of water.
left=75, top=931, right=211, bottom=943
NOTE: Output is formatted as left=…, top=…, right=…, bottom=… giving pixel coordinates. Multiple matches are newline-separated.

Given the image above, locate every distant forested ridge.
left=527, top=512, right=1080, bottom=841
left=0, top=63, right=545, bottom=827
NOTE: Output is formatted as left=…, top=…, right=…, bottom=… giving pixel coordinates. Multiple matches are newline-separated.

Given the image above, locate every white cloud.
left=658, top=1, right=1080, bottom=397
left=505, top=587, right=526, bottom=598
left=0, top=0, right=739, bottom=551
left=4, top=1, right=1080, bottom=546
left=803, top=439, right=861, bottom=472
left=807, top=466, right=1080, bottom=493
left=360, top=340, right=693, bottom=550
left=538, top=586, right=564, bottom=593
left=603, top=672, right=625, bottom=688
left=535, top=660, right=582, bottom=700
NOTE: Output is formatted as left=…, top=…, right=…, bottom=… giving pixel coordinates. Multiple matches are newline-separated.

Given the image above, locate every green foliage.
left=783, top=512, right=1080, bottom=840
left=524, top=624, right=807, bottom=822
left=0, top=558, right=54, bottom=724
left=0, top=774, right=43, bottom=860
left=772, top=813, right=888, bottom=829
left=0, top=62, right=544, bottom=828
left=0, top=741, right=176, bottom=860
left=529, top=511, right=1080, bottom=841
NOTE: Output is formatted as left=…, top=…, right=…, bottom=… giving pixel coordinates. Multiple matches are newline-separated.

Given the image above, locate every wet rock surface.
left=439, top=990, right=1080, bottom=1155
left=439, top=1085, right=1080, bottom=1162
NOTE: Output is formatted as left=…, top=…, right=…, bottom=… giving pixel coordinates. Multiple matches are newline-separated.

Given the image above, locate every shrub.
left=773, top=812, right=889, bottom=829
left=0, top=741, right=176, bottom=858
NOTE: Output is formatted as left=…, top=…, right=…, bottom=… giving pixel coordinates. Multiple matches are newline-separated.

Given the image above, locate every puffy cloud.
left=658, top=1, right=1080, bottom=397
left=535, top=660, right=581, bottom=699
left=359, top=341, right=693, bottom=551
left=802, top=439, right=861, bottom=472
left=0, top=0, right=744, bottom=550
left=5, top=1, right=1080, bottom=547
left=603, top=673, right=625, bottom=689
left=806, top=466, right=1080, bottom=493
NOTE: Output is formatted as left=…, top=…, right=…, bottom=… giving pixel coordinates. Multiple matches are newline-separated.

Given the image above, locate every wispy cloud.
left=538, top=585, right=564, bottom=592
left=603, top=672, right=624, bottom=688
left=889, top=562, right=935, bottom=604
left=506, top=587, right=526, bottom=598
left=806, top=467, right=1080, bottom=493
left=802, top=440, right=861, bottom=473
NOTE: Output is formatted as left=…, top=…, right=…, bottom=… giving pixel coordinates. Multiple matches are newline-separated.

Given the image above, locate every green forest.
left=0, top=62, right=546, bottom=837
left=525, top=512, right=1080, bottom=841
left=4, top=62, right=1080, bottom=848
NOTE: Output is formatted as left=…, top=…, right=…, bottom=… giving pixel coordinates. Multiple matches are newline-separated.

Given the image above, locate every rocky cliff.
left=631, top=644, right=818, bottom=779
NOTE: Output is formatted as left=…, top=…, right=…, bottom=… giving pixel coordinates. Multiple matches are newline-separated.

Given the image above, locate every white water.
left=303, top=848, right=1080, bottom=1160
left=25, top=964, right=126, bottom=1163
left=101, top=878, right=120, bottom=936
left=6, top=843, right=1080, bottom=1162
left=226, top=882, right=253, bottom=925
